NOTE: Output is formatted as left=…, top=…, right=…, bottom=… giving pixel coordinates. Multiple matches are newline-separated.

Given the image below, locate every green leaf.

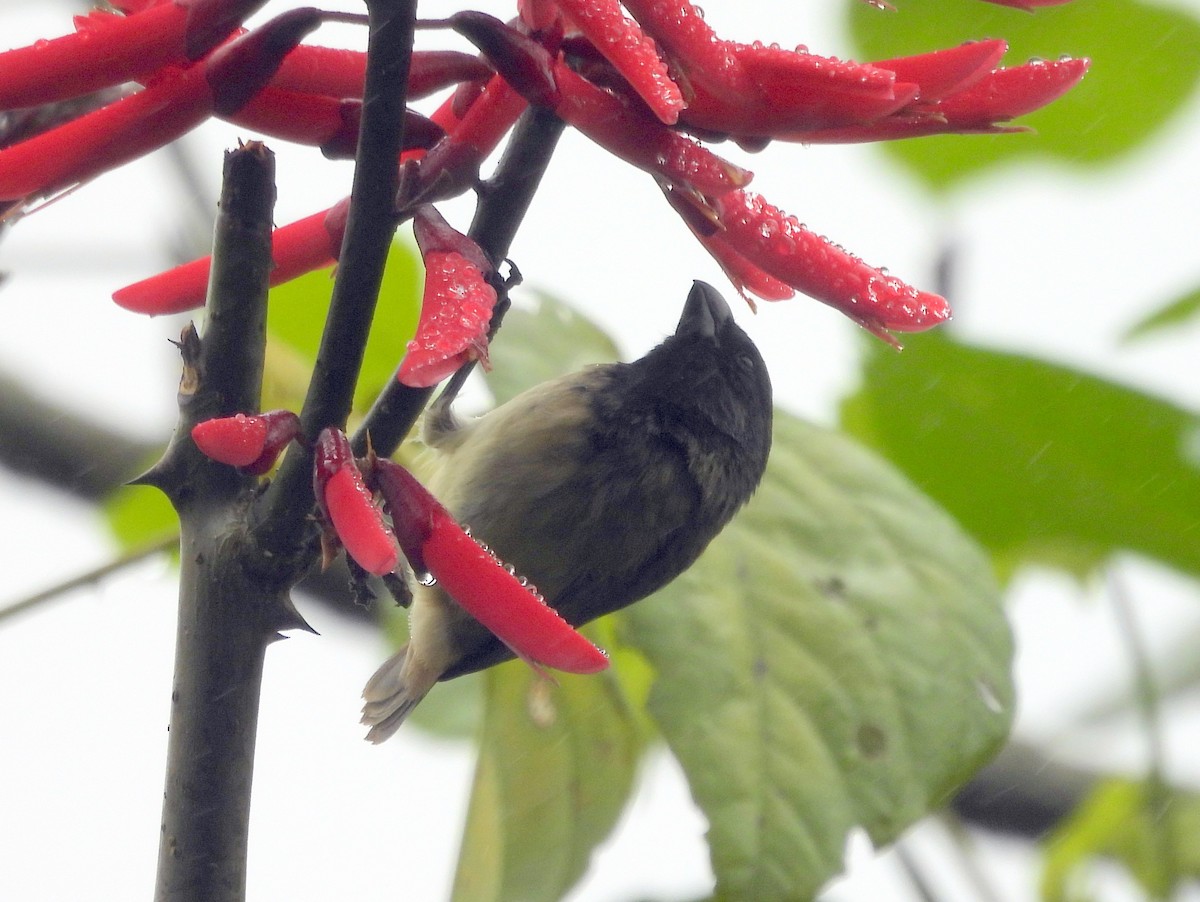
left=1042, top=779, right=1200, bottom=901
left=1123, top=283, right=1200, bottom=343
left=103, top=484, right=178, bottom=551
left=841, top=331, right=1200, bottom=579
left=621, top=411, right=1012, bottom=901
left=485, top=290, right=622, bottom=405
left=846, top=0, right=1200, bottom=189
left=264, top=241, right=422, bottom=412
left=450, top=661, right=645, bottom=902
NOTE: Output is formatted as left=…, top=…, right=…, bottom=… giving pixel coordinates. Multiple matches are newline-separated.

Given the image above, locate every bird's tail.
left=360, top=644, right=436, bottom=743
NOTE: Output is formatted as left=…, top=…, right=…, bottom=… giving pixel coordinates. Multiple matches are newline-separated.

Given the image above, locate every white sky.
left=2, top=1, right=1200, bottom=900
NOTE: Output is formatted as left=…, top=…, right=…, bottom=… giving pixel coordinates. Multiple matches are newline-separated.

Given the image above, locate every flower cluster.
left=191, top=412, right=610, bottom=673
left=1, top=0, right=1087, bottom=353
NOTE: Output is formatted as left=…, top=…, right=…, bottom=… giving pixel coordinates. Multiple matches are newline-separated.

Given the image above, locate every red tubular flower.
left=668, top=186, right=949, bottom=341
left=448, top=12, right=751, bottom=195
left=113, top=197, right=349, bottom=315
left=620, top=0, right=906, bottom=137
left=269, top=47, right=491, bottom=101
left=799, top=56, right=1090, bottom=143
left=191, top=409, right=302, bottom=473
left=0, top=8, right=321, bottom=203
left=371, top=458, right=610, bottom=675
left=313, top=428, right=399, bottom=577
left=115, top=74, right=520, bottom=314
left=407, top=73, right=529, bottom=202
left=0, top=0, right=266, bottom=111
left=552, top=0, right=685, bottom=125
left=397, top=206, right=498, bottom=388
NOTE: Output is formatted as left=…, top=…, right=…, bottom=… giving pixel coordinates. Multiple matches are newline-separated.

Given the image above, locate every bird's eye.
left=736, top=355, right=756, bottom=372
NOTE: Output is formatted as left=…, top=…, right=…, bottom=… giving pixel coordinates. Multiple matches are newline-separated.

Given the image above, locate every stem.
left=352, top=107, right=567, bottom=457
left=0, top=368, right=158, bottom=500
left=0, top=535, right=177, bottom=625
left=154, top=533, right=280, bottom=902
left=153, top=144, right=283, bottom=902
left=256, top=0, right=417, bottom=566
left=1109, top=566, right=1178, bottom=889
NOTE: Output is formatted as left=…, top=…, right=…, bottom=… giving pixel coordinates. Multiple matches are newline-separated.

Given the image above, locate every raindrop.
left=975, top=678, right=1004, bottom=714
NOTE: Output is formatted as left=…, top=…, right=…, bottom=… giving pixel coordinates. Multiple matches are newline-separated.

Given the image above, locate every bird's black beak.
left=677, top=280, right=733, bottom=340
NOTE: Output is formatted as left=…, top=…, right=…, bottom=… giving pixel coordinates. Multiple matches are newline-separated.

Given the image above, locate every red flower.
left=371, top=458, right=609, bottom=674
left=313, top=428, right=400, bottom=578
left=0, top=0, right=1088, bottom=341
left=397, top=206, right=499, bottom=388
left=192, top=409, right=302, bottom=473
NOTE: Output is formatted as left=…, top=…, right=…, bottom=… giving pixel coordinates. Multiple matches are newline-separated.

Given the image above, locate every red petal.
left=0, top=6, right=187, bottom=110
left=397, top=250, right=497, bottom=388
left=324, top=467, right=400, bottom=576
left=423, top=509, right=609, bottom=674
left=875, top=39, right=1008, bottom=104
left=713, top=190, right=951, bottom=335
left=555, top=0, right=685, bottom=124
left=191, top=414, right=269, bottom=467
left=314, top=428, right=398, bottom=577
left=241, top=410, right=301, bottom=475
left=552, top=61, right=752, bottom=195
left=113, top=199, right=346, bottom=314
left=622, top=0, right=752, bottom=104
left=0, top=64, right=211, bottom=202
left=371, top=457, right=609, bottom=673
left=934, top=56, right=1090, bottom=124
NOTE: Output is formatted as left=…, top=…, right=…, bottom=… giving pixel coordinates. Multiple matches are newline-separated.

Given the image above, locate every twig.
left=1109, top=565, right=1178, bottom=890
left=0, top=535, right=177, bottom=625
left=255, top=0, right=418, bottom=567
left=0, top=369, right=159, bottom=500
left=352, top=106, right=567, bottom=457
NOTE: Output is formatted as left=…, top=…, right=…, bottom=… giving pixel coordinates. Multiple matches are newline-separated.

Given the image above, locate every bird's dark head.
left=636, top=281, right=773, bottom=468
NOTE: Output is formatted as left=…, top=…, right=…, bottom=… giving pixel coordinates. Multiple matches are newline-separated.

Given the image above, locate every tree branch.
left=255, top=0, right=418, bottom=566
left=0, top=370, right=158, bottom=499
left=152, top=143, right=294, bottom=902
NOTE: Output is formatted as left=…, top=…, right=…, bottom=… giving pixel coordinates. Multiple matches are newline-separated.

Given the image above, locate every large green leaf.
left=1042, top=779, right=1200, bottom=901
left=846, top=0, right=1200, bottom=189
left=841, top=331, right=1200, bottom=578
left=450, top=658, right=645, bottom=902
left=622, top=410, right=1011, bottom=900
left=264, top=240, right=422, bottom=412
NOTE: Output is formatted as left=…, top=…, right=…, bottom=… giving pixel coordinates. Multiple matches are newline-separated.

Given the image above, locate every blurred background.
left=2, top=0, right=1199, bottom=899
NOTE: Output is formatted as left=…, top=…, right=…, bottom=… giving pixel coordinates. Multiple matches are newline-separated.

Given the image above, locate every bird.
left=362, top=280, right=773, bottom=742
